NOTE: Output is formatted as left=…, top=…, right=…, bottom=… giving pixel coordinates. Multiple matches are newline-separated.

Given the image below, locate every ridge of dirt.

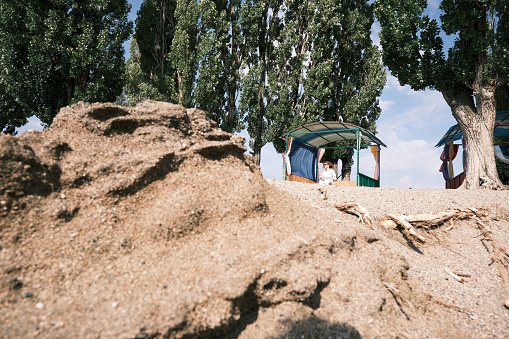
left=269, top=181, right=509, bottom=338
left=1, top=101, right=508, bottom=338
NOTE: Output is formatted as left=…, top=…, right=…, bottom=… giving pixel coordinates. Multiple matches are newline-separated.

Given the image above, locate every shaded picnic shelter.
left=284, top=121, right=387, bottom=187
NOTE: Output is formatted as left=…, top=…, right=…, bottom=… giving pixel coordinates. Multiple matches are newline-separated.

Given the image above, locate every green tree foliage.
left=496, top=158, right=509, bottom=185
left=261, top=0, right=313, bottom=155
left=0, top=0, right=133, bottom=132
left=494, top=137, right=509, bottom=185
left=495, top=85, right=509, bottom=185
left=375, top=0, right=509, bottom=189
left=134, top=0, right=178, bottom=102
left=307, top=0, right=386, bottom=180
left=117, top=38, right=166, bottom=106
left=496, top=84, right=509, bottom=112
left=135, top=0, right=200, bottom=107
left=241, top=0, right=385, bottom=169
left=194, top=0, right=249, bottom=132
left=136, top=0, right=244, bottom=130
left=169, top=0, right=200, bottom=106
left=240, top=0, right=284, bottom=165
left=133, top=0, right=384, bottom=167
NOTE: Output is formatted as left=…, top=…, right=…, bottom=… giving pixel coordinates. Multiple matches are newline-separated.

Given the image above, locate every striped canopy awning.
left=435, top=111, right=509, bottom=147
left=287, top=121, right=387, bottom=148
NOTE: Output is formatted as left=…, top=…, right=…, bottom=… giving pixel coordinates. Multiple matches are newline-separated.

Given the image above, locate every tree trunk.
left=227, top=83, right=236, bottom=132
left=442, top=83, right=504, bottom=190
left=252, top=110, right=263, bottom=166
left=177, top=71, right=184, bottom=105
left=252, top=2, right=268, bottom=167
left=226, top=2, right=238, bottom=133
left=282, top=154, right=286, bottom=180
left=332, top=163, right=339, bottom=180
left=340, top=156, right=353, bottom=181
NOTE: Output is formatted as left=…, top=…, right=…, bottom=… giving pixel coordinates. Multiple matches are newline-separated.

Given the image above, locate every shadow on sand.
left=274, top=315, right=362, bottom=339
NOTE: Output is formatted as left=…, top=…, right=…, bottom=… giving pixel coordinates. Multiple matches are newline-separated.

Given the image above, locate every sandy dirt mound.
left=1, top=101, right=508, bottom=338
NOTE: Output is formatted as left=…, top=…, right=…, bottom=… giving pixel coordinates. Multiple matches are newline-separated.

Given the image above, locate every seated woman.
left=319, top=161, right=337, bottom=185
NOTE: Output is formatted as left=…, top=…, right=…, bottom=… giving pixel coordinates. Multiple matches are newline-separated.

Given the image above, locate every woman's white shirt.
left=320, top=169, right=336, bottom=185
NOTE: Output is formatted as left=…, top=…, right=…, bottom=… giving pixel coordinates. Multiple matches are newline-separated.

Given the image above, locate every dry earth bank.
left=0, top=101, right=508, bottom=338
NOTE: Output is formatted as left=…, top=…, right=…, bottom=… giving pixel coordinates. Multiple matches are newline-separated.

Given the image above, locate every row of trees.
left=0, top=0, right=133, bottom=132
left=120, top=0, right=385, bottom=174
left=1, top=0, right=508, bottom=188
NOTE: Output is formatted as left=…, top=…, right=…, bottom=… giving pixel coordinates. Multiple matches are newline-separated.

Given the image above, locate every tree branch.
left=496, top=76, right=509, bottom=89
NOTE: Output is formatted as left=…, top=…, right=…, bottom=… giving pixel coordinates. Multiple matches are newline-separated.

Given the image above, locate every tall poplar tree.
left=194, top=0, right=249, bottom=132
left=240, top=0, right=284, bottom=165
left=118, top=38, right=166, bottom=106
left=0, top=0, right=133, bottom=132
left=305, top=0, right=386, bottom=180
left=131, top=0, right=384, bottom=170
left=263, top=0, right=315, bottom=154
left=169, top=0, right=200, bottom=106
left=135, top=0, right=177, bottom=102
left=375, top=0, right=509, bottom=189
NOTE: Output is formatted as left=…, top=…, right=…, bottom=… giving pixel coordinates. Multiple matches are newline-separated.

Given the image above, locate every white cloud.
left=427, top=0, right=441, bottom=16
left=371, top=82, right=457, bottom=188
left=379, top=138, right=438, bottom=172
left=235, top=130, right=283, bottom=180
left=379, top=100, right=395, bottom=112
left=16, top=116, right=44, bottom=135
left=385, top=74, right=416, bottom=96
left=397, top=175, right=413, bottom=187
left=261, top=143, right=283, bottom=180
left=378, top=85, right=453, bottom=138
left=354, top=130, right=445, bottom=188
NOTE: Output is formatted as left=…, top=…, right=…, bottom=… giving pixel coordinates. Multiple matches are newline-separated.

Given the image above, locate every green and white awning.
left=287, top=121, right=387, bottom=148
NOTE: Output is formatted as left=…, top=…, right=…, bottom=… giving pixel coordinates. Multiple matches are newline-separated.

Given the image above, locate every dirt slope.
left=1, top=101, right=508, bottom=338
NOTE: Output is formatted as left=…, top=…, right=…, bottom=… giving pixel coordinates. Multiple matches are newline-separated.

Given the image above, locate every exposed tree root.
left=400, top=208, right=486, bottom=228
left=386, top=209, right=509, bottom=310
left=378, top=208, right=490, bottom=244
left=339, top=201, right=509, bottom=310
left=335, top=201, right=509, bottom=310
left=385, top=213, right=426, bottom=243
left=334, top=202, right=372, bottom=227
left=476, top=220, right=509, bottom=309
left=379, top=219, right=397, bottom=229
left=426, top=294, right=470, bottom=313
left=444, top=268, right=467, bottom=283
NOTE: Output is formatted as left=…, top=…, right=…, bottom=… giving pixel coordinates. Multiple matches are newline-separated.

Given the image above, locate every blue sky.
left=17, top=0, right=462, bottom=189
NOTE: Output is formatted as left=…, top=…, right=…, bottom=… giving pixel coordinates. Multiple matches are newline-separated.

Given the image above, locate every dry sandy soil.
left=1, top=101, right=508, bottom=338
